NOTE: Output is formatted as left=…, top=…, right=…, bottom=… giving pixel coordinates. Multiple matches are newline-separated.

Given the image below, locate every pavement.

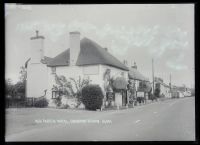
left=5, top=97, right=195, bottom=141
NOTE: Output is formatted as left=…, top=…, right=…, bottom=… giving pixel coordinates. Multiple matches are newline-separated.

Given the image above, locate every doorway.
left=122, top=90, right=127, bottom=106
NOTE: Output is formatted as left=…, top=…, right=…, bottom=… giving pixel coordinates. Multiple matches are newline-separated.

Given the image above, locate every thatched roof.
left=47, top=37, right=129, bottom=71
left=113, top=77, right=128, bottom=90
left=128, top=67, right=149, bottom=81
left=48, top=49, right=70, bottom=66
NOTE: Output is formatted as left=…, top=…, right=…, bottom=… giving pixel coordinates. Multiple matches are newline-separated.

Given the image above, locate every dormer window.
left=51, top=67, right=56, bottom=74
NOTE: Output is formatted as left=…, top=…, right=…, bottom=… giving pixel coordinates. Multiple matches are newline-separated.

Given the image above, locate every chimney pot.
left=131, top=61, right=137, bottom=69
left=30, top=30, right=45, bottom=40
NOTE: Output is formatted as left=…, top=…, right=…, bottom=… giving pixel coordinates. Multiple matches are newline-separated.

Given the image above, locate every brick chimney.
left=123, top=60, right=128, bottom=66
left=30, top=30, right=45, bottom=63
left=131, top=61, right=137, bottom=69
left=69, top=31, right=80, bottom=66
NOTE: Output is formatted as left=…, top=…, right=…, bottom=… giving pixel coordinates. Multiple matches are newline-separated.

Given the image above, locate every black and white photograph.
left=5, top=3, right=195, bottom=141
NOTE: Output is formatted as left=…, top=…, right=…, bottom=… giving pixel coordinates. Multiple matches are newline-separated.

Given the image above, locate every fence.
left=6, top=97, right=46, bottom=108
left=6, top=98, right=26, bottom=108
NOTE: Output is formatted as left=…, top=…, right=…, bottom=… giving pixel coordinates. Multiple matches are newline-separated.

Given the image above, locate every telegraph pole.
left=170, top=73, right=172, bottom=93
left=170, top=74, right=171, bottom=86
left=152, top=59, right=154, bottom=95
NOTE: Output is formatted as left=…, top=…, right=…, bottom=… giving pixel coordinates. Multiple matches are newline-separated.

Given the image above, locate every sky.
left=5, top=4, right=194, bottom=88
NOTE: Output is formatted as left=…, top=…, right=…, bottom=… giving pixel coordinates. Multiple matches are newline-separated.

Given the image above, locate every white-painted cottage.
left=172, top=86, right=191, bottom=98
left=154, top=77, right=171, bottom=98
left=26, top=31, right=129, bottom=107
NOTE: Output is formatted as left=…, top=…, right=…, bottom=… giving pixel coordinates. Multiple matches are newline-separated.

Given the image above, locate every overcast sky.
left=5, top=4, right=194, bottom=88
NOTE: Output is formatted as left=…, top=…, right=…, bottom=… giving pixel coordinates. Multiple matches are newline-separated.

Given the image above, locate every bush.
left=34, top=97, right=49, bottom=108
left=82, top=85, right=104, bottom=110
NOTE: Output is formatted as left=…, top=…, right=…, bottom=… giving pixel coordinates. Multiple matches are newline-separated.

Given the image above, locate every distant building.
left=154, top=77, right=171, bottom=98
left=171, top=85, right=193, bottom=98
left=176, top=86, right=192, bottom=97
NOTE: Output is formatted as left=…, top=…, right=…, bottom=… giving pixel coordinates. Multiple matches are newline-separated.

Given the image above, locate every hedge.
left=34, top=97, right=49, bottom=108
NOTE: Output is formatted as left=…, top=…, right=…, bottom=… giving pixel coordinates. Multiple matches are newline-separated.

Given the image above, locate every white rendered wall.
left=47, top=64, right=128, bottom=94
left=115, top=92, right=122, bottom=107
left=135, top=80, right=140, bottom=91
left=183, top=91, right=191, bottom=97
left=30, top=38, right=44, bottom=63
left=160, top=84, right=171, bottom=98
left=55, top=65, right=101, bottom=85
left=179, top=92, right=184, bottom=98
left=46, top=65, right=102, bottom=105
left=46, top=64, right=128, bottom=107
left=26, top=62, right=48, bottom=98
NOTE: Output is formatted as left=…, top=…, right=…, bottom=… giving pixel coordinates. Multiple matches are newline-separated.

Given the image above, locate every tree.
left=69, top=76, right=91, bottom=103
left=14, top=81, right=25, bottom=99
left=5, top=78, right=14, bottom=97
left=7, top=66, right=27, bottom=100
left=15, top=66, right=27, bottom=99
left=19, top=66, right=27, bottom=83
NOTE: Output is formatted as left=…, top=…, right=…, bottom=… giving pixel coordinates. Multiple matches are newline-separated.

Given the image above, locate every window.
left=52, top=90, right=60, bottom=99
left=51, top=67, right=56, bottom=74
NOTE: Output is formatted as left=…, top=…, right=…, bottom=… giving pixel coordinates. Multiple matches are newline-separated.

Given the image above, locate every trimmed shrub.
left=82, top=85, right=104, bottom=110
left=34, top=97, right=49, bottom=108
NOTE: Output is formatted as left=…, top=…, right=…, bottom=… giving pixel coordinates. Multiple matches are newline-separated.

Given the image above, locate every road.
left=6, top=97, right=195, bottom=141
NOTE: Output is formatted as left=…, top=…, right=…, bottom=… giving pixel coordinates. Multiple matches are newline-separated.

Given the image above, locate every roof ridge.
left=81, top=37, right=107, bottom=62
left=80, top=37, right=128, bottom=70
left=47, top=36, right=129, bottom=70
left=47, top=49, right=70, bottom=66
